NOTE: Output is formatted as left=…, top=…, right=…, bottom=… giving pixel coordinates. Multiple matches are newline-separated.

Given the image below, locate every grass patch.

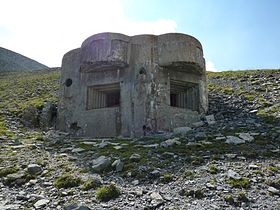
left=54, top=173, right=81, bottom=189
left=0, top=166, right=19, bottom=178
left=0, top=70, right=59, bottom=118
left=0, top=116, right=14, bottom=137
left=96, top=183, right=121, bottom=202
left=267, top=165, right=278, bottom=172
left=224, top=195, right=235, bottom=205
left=182, top=170, right=195, bottom=179
left=179, top=188, right=205, bottom=199
left=227, top=178, right=250, bottom=189
left=161, top=173, right=173, bottom=183
left=208, top=164, right=219, bottom=174
left=81, top=178, right=102, bottom=191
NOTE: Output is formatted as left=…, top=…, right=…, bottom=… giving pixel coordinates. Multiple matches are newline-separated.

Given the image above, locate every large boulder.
left=22, top=106, right=39, bottom=128
left=173, top=127, right=192, bottom=136
left=91, top=156, right=111, bottom=173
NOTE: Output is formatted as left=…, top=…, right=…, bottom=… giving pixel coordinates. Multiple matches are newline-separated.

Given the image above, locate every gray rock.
left=239, top=133, right=254, bottom=142
left=195, top=132, right=207, bottom=140
left=215, top=136, right=226, bottom=140
left=192, top=121, right=204, bottom=128
left=99, top=141, right=110, bottom=148
left=4, top=172, right=26, bottom=186
left=113, top=145, right=123, bottom=150
left=71, top=148, right=86, bottom=153
left=162, top=152, right=176, bottom=158
left=131, top=180, right=139, bottom=186
left=39, top=102, right=57, bottom=129
left=150, top=169, right=161, bottom=178
left=227, top=169, right=241, bottom=180
left=27, top=164, right=42, bottom=175
left=173, top=127, right=192, bottom=136
left=150, top=192, right=164, bottom=206
left=160, top=138, right=181, bottom=148
left=225, top=136, right=245, bottom=145
left=249, top=164, right=259, bottom=169
left=112, top=159, right=124, bottom=172
left=21, top=106, right=39, bottom=128
left=206, top=183, right=216, bottom=189
left=0, top=204, right=21, bottom=210
left=225, top=153, right=237, bottom=159
left=91, top=156, right=111, bottom=173
left=34, top=199, right=50, bottom=209
left=65, top=204, right=91, bottom=210
left=205, top=114, right=216, bottom=125
left=142, top=143, right=159, bottom=148
left=268, top=186, right=279, bottom=195
left=129, top=153, right=141, bottom=161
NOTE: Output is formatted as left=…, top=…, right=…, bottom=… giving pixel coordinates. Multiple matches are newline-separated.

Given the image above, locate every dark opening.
left=65, top=78, right=73, bottom=87
left=170, top=80, right=199, bottom=111
left=106, top=91, right=120, bottom=107
left=139, top=67, right=146, bottom=75
left=87, top=83, right=120, bottom=110
left=170, top=93, right=177, bottom=107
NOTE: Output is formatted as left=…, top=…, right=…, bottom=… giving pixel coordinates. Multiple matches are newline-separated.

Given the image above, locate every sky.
left=0, top=0, right=279, bottom=71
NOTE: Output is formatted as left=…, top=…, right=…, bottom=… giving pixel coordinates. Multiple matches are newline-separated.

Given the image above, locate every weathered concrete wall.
left=58, top=32, right=208, bottom=137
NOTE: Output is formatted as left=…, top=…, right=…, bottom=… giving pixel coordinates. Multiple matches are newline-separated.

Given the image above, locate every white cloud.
left=0, top=0, right=177, bottom=67
left=206, top=60, right=218, bottom=72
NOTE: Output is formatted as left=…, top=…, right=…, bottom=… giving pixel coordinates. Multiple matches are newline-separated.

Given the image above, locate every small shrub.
left=191, top=156, right=204, bottom=165
left=244, top=94, right=255, bottom=101
left=54, top=173, right=81, bottom=189
left=227, top=178, right=250, bottom=189
left=208, top=164, right=219, bottom=174
left=0, top=166, right=19, bottom=178
left=96, top=183, right=121, bottom=202
left=183, top=170, right=195, bottom=179
left=161, top=173, right=173, bottom=183
left=179, top=188, right=205, bottom=199
left=222, top=87, right=234, bottom=95
left=267, top=165, right=278, bottom=172
left=237, top=192, right=249, bottom=202
left=81, top=178, right=102, bottom=191
left=224, top=195, right=235, bottom=205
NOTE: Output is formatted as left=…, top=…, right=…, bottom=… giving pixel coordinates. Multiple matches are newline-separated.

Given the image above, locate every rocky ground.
left=0, top=69, right=280, bottom=209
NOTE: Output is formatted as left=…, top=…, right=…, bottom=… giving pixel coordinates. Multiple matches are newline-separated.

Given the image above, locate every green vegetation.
left=182, top=171, right=194, bottom=179
left=179, top=188, right=205, bottom=199
left=208, top=164, right=219, bottom=174
left=3, top=171, right=36, bottom=186
left=224, top=192, right=249, bottom=206
left=207, top=69, right=280, bottom=125
left=227, top=178, right=250, bottom=189
left=0, top=70, right=59, bottom=134
left=54, top=173, right=82, bottom=189
left=0, top=166, right=19, bottom=178
left=267, top=165, right=278, bottom=172
left=237, top=192, right=249, bottom=202
left=161, top=173, right=173, bottom=183
left=0, top=116, right=14, bottom=137
left=96, top=183, right=121, bottom=202
left=81, top=178, right=102, bottom=191
left=224, top=195, right=235, bottom=205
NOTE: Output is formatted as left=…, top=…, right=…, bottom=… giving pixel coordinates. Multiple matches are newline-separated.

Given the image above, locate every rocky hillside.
left=0, top=47, right=49, bottom=73
left=0, top=69, right=279, bottom=210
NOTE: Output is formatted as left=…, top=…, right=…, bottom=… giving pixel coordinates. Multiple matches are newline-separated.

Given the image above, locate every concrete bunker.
left=58, top=32, right=208, bottom=137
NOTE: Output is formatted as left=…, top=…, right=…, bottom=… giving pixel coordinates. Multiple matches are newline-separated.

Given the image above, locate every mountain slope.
left=0, top=47, right=49, bottom=72
left=0, top=69, right=280, bottom=209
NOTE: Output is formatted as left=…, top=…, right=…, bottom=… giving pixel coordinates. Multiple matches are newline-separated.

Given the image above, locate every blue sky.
left=123, top=0, right=280, bottom=71
left=0, top=0, right=279, bottom=71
